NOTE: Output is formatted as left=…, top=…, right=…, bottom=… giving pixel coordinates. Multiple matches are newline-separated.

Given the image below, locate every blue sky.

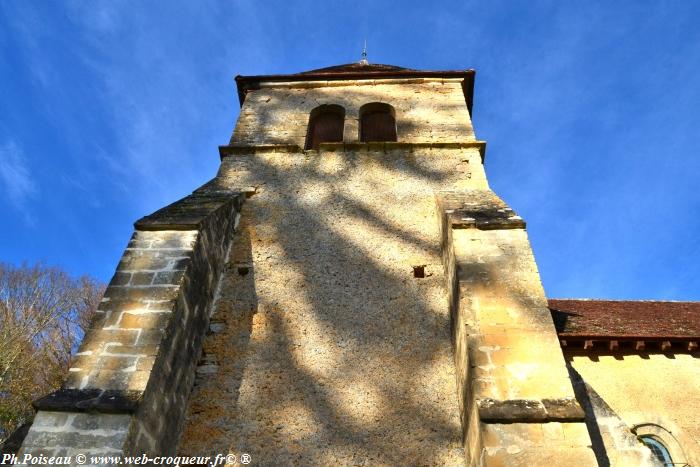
left=1, top=1, right=699, bottom=300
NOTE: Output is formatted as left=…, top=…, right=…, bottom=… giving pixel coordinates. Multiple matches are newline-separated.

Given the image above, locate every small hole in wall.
left=237, top=267, right=250, bottom=276
left=412, top=265, right=426, bottom=278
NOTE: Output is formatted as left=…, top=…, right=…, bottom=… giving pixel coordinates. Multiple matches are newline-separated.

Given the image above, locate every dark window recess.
left=360, top=103, right=397, bottom=142
left=305, top=105, right=345, bottom=150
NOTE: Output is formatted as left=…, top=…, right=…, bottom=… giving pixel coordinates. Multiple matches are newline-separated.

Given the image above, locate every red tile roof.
left=548, top=299, right=700, bottom=339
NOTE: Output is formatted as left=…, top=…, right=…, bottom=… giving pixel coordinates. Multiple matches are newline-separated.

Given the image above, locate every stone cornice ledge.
left=477, top=397, right=586, bottom=423
left=219, top=144, right=301, bottom=159
left=33, top=389, right=142, bottom=414
left=219, top=141, right=487, bottom=162
left=439, top=190, right=526, bottom=230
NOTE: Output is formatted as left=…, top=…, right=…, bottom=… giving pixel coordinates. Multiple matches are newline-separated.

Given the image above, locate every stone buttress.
left=18, top=190, right=244, bottom=458
left=439, top=191, right=597, bottom=465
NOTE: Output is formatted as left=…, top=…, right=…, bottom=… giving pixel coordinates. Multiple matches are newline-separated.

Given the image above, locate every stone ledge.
left=219, top=144, right=301, bottom=158
left=440, top=189, right=526, bottom=230
left=135, top=191, right=245, bottom=231
left=451, top=216, right=525, bottom=230
left=33, top=389, right=142, bottom=414
left=219, top=141, right=487, bottom=161
left=477, top=397, right=585, bottom=423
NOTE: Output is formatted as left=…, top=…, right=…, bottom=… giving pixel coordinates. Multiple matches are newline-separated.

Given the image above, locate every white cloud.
left=0, top=140, right=37, bottom=207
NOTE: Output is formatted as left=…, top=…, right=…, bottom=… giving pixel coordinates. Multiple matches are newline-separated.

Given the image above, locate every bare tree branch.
left=0, top=262, right=104, bottom=444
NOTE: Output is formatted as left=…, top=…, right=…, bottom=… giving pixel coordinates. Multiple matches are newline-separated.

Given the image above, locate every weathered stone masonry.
left=19, top=189, right=244, bottom=457
left=438, top=190, right=597, bottom=465
left=178, top=143, right=489, bottom=465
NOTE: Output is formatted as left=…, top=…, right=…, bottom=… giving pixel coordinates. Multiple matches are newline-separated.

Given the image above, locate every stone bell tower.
left=19, top=60, right=597, bottom=465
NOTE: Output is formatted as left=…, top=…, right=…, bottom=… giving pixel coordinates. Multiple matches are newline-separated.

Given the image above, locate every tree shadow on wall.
left=179, top=91, right=474, bottom=465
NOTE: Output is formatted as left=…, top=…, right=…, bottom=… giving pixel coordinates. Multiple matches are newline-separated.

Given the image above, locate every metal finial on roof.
left=359, top=39, right=368, bottom=65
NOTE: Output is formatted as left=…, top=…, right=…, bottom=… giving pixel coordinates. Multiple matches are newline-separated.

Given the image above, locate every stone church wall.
left=570, top=353, right=700, bottom=466
left=231, top=79, right=475, bottom=147
left=178, top=145, right=486, bottom=464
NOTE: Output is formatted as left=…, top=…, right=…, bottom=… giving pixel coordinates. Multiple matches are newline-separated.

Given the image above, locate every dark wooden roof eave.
left=558, top=333, right=700, bottom=341
left=234, top=69, right=476, bottom=115
left=558, top=335, right=699, bottom=354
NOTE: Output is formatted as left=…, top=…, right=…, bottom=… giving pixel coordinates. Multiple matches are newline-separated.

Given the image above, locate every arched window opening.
left=633, top=422, right=688, bottom=466
left=359, top=103, right=397, bottom=143
left=305, top=105, right=345, bottom=150
left=639, top=436, right=674, bottom=466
